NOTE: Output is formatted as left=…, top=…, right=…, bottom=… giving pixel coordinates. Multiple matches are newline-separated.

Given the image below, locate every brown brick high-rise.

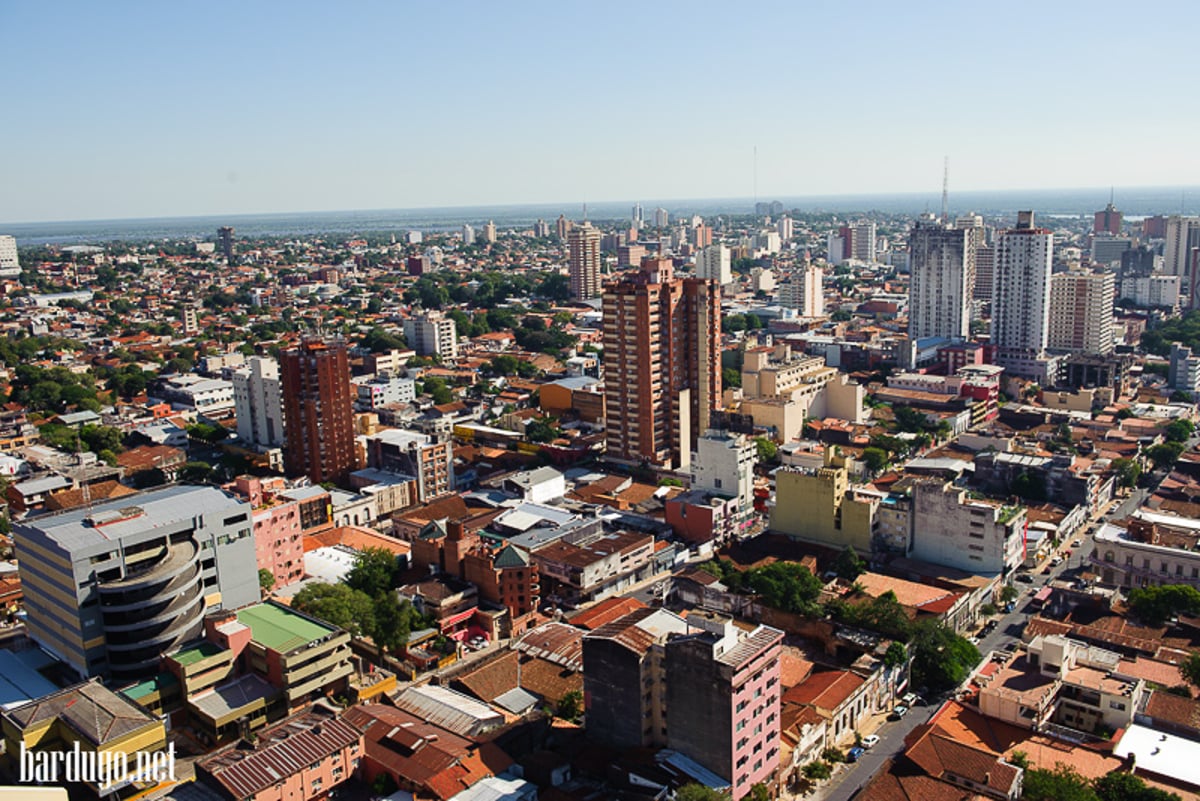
left=603, top=257, right=721, bottom=470
left=281, top=338, right=356, bottom=486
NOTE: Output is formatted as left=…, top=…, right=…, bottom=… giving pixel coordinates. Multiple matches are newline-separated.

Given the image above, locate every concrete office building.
left=992, top=211, right=1056, bottom=380
left=1048, top=271, right=1115, bottom=356
left=233, top=356, right=285, bottom=449
left=908, top=216, right=974, bottom=341
left=695, top=243, right=733, bottom=286
left=403, top=310, right=458, bottom=361
left=777, top=262, right=824, bottom=317
left=0, top=235, right=19, bottom=277
left=568, top=222, right=602, bottom=300
left=1164, top=216, right=1200, bottom=279
left=12, top=485, right=259, bottom=680
left=603, top=258, right=721, bottom=470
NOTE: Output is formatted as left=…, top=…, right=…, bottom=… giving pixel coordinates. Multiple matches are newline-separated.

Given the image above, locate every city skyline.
left=4, top=1, right=1199, bottom=223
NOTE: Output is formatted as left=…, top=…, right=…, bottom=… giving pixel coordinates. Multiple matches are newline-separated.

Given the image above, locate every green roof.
left=121, top=672, right=179, bottom=701
left=172, top=640, right=227, bottom=666
left=494, top=544, right=530, bottom=569
left=238, top=602, right=336, bottom=653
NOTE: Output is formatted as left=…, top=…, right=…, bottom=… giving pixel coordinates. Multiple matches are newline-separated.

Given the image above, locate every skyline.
left=4, top=1, right=1200, bottom=223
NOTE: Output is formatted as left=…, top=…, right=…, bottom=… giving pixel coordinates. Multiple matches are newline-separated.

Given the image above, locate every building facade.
left=1048, top=271, right=1115, bottom=355
left=696, top=243, right=733, bottom=286
left=12, top=485, right=259, bottom=680
left=992, top=211, right=1054, bottom=378
left=281, top=338, right=356, bottom=486
left=603, top=258, right=721, bottom=469
left=568, top=222, right=602, bottom=300
left=908, top=216, right=974, bottom=341
left=233, top=356, right=285, bottom=449
left=403, top=311, right=458, bottom=361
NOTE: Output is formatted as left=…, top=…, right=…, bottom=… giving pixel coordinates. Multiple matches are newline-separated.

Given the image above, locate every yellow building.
left=1, top=680, right=167, bottom=789
left=770, top=448, right=877, bottom=553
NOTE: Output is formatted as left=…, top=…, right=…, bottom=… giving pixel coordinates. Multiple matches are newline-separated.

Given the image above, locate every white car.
left=861, top=734, right=880, bottom=748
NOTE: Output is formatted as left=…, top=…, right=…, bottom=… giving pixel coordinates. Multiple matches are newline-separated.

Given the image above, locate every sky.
left=3, top=0, right=1199, bottom=223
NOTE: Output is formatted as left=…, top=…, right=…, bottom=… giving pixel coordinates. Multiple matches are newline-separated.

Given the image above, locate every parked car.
left=1051, top=556, right=1064, bottom=566
left=1015, top=574, right=1034, bottom=584
left=981, top=620, right=997, bottom=635
left=889, top=705, right=909, bottom=720
left=902, top=692, right=920, bottom=706
left=468, top=636, right=488, bottom=651
left=1072, top=538, right=1082, bottom=547
left=862, top=734, right=881, bottom=748
left=1004, top=602, right=1016, bottom=613
left=847, top=746, right=866, bottom=762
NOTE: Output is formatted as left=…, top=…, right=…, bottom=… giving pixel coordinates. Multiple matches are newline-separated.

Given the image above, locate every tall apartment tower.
left=12, top=485, right=259, bottom=680
left=482, top=220, right=497, bottom=244
left=404, top=311, right=458, bottom=361
left=280, top=338, right=356, bottom=486
left=1094, top=201, right=1123, bottom=236
left=777, top=262, right=824, bottom=317
left=955, top=213, right=986, bottom=300
left=777, top=215, right=794, bottom=241
left=217, top=226, right=235, bottom=264
left=992, top=211, right=1054, bottom=374
left=461, top=223, right=475, bottom=246
left=555, top=214, right=572, bottom=241
left=233, top=356, right=286, bottom=448
left=851, top=220, right=877, bottom=262
left=654, top=207, right=670, bottom=229
left=665, top=615, right=784, bottom=800
left=1048, top=271, right=1115, bottom=355
left=1164, top=216, right=1200, bottom=285
left=603, top=258, right=721, bottom=470
left=632, top=203, right=644, bottom=230
left=568, top=222, right=603, bottom=300
left=695, top=243, right=732, bottom=286
left=908, top=216, right=974, bottom=341
left=0, top=235, right=19, bottom=277
left=974, top=244, right=995, bottom=301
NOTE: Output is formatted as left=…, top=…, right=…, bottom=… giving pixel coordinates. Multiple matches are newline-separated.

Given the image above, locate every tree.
left=722, top=366, right=742, bottom=388
left=345, top=547, right=400, bottom=597
left=360, top=326, right=407, bottom=353
left=910, top=620, right=981, bottom=692
left=883, top=641, right=908, bottom=669
left=1128, top=584, right=1200, bottom=625
left=1163, top=419, right=1195, bottom=443
left=1112, top=457, right=1142, bottom=489
left=1094, top=770, right=1183, bottom=801
left=372, top=593, right=418, bottom=653
left=1021, top=763, right=1099, bottom=801
left=525, top=417, right=559, bottom=443
left=862, top=446, right=888, bottom=474
left=803, top=761, right=832, bottom=780
left=80, top=424, right=123, bottom=454
left=1009, top=750, right=1029, bottom=769
left=833, top=546, right=865, bottom=581
left=1148, top=441, right=1186, bottom=471
left=754, top=436, right=778, bottom=464
left=1001, top=584, right=1020, bottom=603
left=556, top=690, right=583, bottom=722
left=746, top=784, right=771, bottom=801
left=675, top=784, right=730, bottom=801
left=893, top=405, right=929, bottom=433
left=291, top=583, right=376, bottom=638
left=1011, top=470, right=1048, bottom=503
left=1183, top=652, right=1200, bottom=688
left=258, top=569, right=275, bottom=593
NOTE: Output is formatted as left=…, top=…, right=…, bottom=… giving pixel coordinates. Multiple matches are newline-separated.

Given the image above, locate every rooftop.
left=237, top=602, right=338, bottom=653
left=2, top=679, right=159, bottom=746
left=1114, top=724, right=1200, bottom=790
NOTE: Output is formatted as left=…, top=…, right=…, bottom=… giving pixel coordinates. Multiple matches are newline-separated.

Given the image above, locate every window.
left=1110, top=701, right=1126, bottom=711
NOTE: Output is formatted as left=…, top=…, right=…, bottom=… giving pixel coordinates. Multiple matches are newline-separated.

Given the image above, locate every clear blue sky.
left=3, top=0, right=1198, bottom=223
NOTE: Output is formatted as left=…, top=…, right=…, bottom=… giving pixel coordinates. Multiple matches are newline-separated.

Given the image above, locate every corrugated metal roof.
left=394, top=685, right=503, bottom=737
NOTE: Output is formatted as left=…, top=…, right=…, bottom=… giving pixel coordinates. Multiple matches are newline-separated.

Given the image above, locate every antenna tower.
left=941, top=156, right=949, bottom=222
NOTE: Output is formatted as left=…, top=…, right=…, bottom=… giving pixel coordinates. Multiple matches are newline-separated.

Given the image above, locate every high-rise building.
left=693, top=223, right=714, bottom=249
left=233, top=356, right=286, bottom=448
left=217, top=226, right=235, bottom=264
left=690, top=428, right=757, bottom=513
left=181, top=306, right=199, bottom=336
left=974, top=244, right=995, bottom=301
left=992, top=211, right=1054, bottom=377
left=617, top=243, right=646, bottom=268
left=695, top=243, right=732, bottom=286
left=482, top=220, right=497, bottom=244
left=851, top=220, right=877, bottom=262
left=12, top=485, right=259, bottom=679
left=555, top=214, right=572, bottom=241
left=632, top=203, right=644, bottom=230
left=403, top=311, right=458, bottom=361
left=654, top=207, right=669, bottom=228
left=908, top=216, right=974, bottom=341
left=1143, top=215, right=1168, bottom=239
left=1091, top=236, right=1134, bottom=267
left=1164, top=216, right=1200, bottom=281
left=1048, top=271, right=1115, bottom=355
left=567, top=222, right=602, bottom=300
left=665, top=615, right=784, bottom=800
left=954, top=213, right=986, bottom=300
left=0, top=235, right=19, bottom=277
left=1094, top=201, right=1123, bottom=236
left=603, top=258, right=721, bottom=470
left=827, top=231, right=847, bottom=266
left=533, top=218, right=551, bottom=238
left=777, top=262, right=824, bottom=317
left=281, top=338, right=356, bottom=486
left=777, top=215, right=794, bottom=241
left=461, top=223, right=475, bottom=246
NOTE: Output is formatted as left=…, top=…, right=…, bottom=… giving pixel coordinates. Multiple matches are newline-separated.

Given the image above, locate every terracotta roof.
left=585, top=607, right=661, bottom=656
left=45, top=480, right=138, bottom=511
left=1145, top=690, right=1200, bottom=734
left=782, top=669, right=865, bottom=713
left=455, top=650, right=519, bottom=703
left=779, top=650, right=815, bottom=690
left=856, top=760, right=977, bottom=801
left=568, top=596, right=648, bottom=631
left=904, top=723, right=1020, bottom=795
left=304, top=525, right=411, bottom=556
left=518, top=656, right=582, bottom=705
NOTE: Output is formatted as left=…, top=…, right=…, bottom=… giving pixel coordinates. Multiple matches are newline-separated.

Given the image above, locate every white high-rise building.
left=462, top=223, right=475, bottom=246
left=1048, top=271, right=1115, bottom=356
left=568, top=222, right=602, bottom=300
left=1164, top=216, right=1200, bottom=278
left=777, top=263, right=824, bottom=317
left=232, top=356, right=285, bottom=448
left=954, top=213, right=986, bottom=300
left=827, top=232, right=847, bottom=266
left=404, top=311, right=458, bottom=361
left=908, top=215, right=974, bottom=341
left=777, top=215, right=794, bottom=242
left=974, top=244, right=995, bottom=301
left=695, top=244, right=732, bottom=286
left=632, top=203, right=644, bottom=230
left=654, top=207, right=669, bottom=228
left=851, top=220, right=877, bottom=262
left=1121, top=275, right=1180, bottom=309
left=756, top=230, right=781, bottom=254
left=0, top=235, right=18, bottom=277
left=992, top=211, right=1054, bottom=376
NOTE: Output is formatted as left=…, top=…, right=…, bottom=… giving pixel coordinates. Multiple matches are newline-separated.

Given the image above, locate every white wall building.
left=1121, top=275, right=1180, bottom=309
left=404, top=311, right=458, bottom=361
left=908, top=216, right=974, bottom=341
left=776, top=262, right=824, bottom=317
left=909, top=480, right=1026, bottom=576
left=690, top=428, right=757, bottom=513
left=1164, top=216, right=1200, bottom=278
left=232, top=356, right=285, bottom=448
left=992, top=211, right=1054, bottom=378
left=0, top=235, right=19, bottom=277
left=695, top=243, right=732, bottom=286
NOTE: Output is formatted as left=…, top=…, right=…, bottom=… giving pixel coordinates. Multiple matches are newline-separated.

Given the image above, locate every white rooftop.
left=1114, top=724, right=1200, bottom=790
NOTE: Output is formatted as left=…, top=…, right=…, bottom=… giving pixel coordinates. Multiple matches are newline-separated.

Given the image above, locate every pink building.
left=233, top=476, right=304, bottom=589
left=665, top=614, right=784, bottom=800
